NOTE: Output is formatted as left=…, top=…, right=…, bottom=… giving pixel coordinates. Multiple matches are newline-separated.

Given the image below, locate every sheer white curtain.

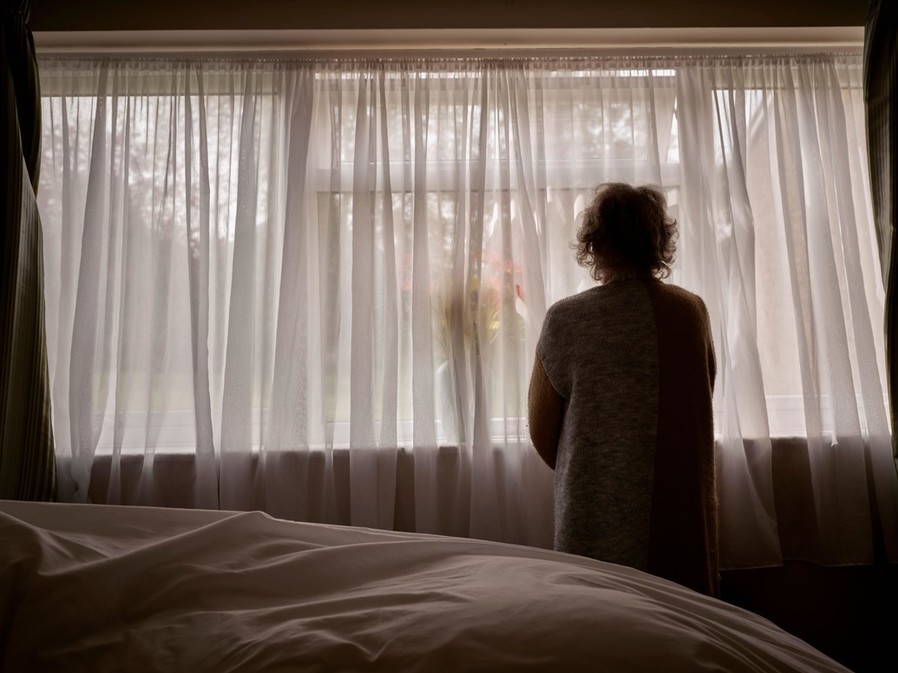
left=673, top=57, right=897, bottom=565
left=37, top=54, right=898, bottom=568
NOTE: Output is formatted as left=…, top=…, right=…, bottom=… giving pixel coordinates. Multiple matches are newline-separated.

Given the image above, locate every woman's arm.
left=528, top=354, right=565, bottom=470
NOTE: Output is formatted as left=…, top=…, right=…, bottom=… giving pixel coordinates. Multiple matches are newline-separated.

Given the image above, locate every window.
left=37, top=56, right=894, bottom=567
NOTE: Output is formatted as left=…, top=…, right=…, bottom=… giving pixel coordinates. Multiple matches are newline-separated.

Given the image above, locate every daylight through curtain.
left=37, top=54, right=898, bottom=567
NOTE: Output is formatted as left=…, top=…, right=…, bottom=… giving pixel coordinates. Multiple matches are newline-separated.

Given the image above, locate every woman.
left=528, top=183, right=719, bottom=596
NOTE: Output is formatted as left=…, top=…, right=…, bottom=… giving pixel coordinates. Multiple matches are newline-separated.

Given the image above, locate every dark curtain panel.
left=0, top=0, right=56, bottom=500
left=866, top=0, right=898, bottom=459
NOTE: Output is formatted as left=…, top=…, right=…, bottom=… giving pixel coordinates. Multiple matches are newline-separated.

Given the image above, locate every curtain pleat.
left=0, top=0, right=56, bottom=501
left=865, top=0, right=898, bottom=462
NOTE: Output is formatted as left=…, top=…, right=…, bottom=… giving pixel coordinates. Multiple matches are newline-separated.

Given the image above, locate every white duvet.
left=0, top=501, right=850, bottom=672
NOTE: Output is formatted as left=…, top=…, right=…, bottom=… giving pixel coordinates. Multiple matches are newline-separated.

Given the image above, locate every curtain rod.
left=33, top=27, right=864, bottom=56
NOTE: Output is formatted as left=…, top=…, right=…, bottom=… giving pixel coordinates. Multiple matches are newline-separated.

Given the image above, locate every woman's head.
left=575, top=183, right=678, bottom=282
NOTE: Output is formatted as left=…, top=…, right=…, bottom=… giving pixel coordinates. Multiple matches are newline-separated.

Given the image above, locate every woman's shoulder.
left=545, top=285, right=607, bottom=318
left=646, top=282, right=713, bottom=340
left=541, top=289, right=593, bottom=337
left=544, top=283, right=651, bottom=330
left=649, top=281, right=709, bottom=313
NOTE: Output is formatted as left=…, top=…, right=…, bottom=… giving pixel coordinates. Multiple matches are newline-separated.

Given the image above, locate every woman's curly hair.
left=575, top=183, right=678, bottom=281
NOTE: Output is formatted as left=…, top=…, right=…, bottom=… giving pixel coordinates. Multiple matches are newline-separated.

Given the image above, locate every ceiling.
left=30, top=0, right=868, bottom=31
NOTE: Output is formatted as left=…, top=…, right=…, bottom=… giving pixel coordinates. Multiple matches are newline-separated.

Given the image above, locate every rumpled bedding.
left=0, top=501, right=850, bottom=672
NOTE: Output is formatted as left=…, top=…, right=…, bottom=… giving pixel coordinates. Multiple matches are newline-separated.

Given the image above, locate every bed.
left=1, top=501, right=851, bottom=672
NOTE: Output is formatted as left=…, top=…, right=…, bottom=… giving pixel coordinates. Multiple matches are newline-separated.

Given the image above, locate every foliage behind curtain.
left=0, top=0, right=56, bottom=500
left=36, top=55, right=898, bottom=567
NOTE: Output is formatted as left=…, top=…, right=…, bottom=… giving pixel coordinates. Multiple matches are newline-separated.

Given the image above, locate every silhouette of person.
left=528, top=182, right=719, bottom=596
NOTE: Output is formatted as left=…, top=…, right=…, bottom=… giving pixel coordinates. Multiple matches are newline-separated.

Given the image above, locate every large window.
left=36, top=55, right=897, bottom=568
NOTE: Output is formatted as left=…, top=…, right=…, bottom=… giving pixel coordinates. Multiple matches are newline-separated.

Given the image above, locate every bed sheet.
left=0, top=501, right=851, bottom=672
